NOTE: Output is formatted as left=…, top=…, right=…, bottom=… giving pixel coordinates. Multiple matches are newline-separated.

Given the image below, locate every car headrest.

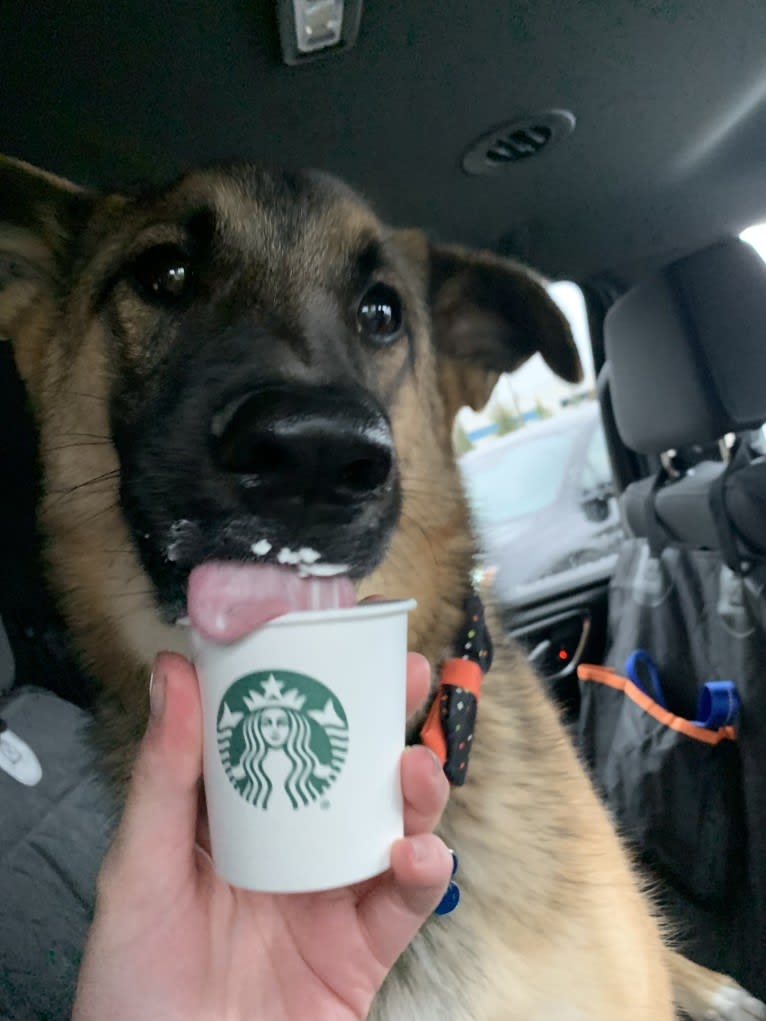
left=605, top=238, right=766, bottom=454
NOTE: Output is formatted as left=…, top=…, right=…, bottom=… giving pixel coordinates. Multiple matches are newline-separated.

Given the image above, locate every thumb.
left=357, top=835, right=453, bottom=976
left=100, top=652, right=203, bottom=902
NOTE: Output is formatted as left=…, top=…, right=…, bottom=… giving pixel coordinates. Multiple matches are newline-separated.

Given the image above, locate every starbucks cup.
left=190, top=599, right=416, bottom=893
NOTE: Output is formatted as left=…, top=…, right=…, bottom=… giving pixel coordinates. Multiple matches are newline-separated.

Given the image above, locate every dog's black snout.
left=211, top=384, right=394, bottom=504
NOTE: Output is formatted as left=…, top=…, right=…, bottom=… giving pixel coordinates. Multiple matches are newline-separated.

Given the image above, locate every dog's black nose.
left=211, top=384, right=394, bottom=505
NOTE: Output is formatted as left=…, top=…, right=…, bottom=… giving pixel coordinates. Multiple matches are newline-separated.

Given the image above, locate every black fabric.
left=578, top=675, right=744, bottom=907
left=725, top=454, right=766, bottom=556
left=2, top=614, right=95, bottom=709
left=597, top=538, right=766, bottom=999
left=658, top=462, right=725, bottom=549
left=605, top=239, right=766, bottom=454
left=709, top=443, right=751, bottom=574
left=622, top=464, right=724, bottom=549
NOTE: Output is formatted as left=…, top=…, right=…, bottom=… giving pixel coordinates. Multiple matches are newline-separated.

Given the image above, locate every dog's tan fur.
left=0, top=153, right=754, bottom=1020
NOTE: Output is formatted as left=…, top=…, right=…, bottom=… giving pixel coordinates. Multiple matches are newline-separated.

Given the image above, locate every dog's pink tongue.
left=187, top=562, right=355, bottom=643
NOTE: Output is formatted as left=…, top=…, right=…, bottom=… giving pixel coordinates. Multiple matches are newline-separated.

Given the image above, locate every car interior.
left=2, top=1, right=766, bottom=1017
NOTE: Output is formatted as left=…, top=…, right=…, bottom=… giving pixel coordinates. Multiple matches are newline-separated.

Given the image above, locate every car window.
left=461, top=430, right=575, bottom=527
left=579, top=426, right=612, bottom=494
left=454, top=283, right=626, bottom=607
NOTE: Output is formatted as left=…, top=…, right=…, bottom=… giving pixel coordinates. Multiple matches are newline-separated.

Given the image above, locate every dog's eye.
left=129, top=244, right=192, bottom=303
left=357, top=283, right=404, bottom=345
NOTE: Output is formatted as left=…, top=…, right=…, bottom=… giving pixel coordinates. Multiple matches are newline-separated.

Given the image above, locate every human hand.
left=72, top=651, right=451, bottom=1021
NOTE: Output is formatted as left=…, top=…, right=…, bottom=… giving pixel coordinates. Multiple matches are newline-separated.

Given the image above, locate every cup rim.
left=262, top=597, right=417, bottom=627
left=190, top=598, right=417, bottom=646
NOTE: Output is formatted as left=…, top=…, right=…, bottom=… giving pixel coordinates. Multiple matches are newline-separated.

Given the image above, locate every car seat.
left=581, top=237, right=766, bottom=1000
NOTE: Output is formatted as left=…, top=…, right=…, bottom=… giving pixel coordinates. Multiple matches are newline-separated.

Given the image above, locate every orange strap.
left=421, top=658, right=484, bottom=767
left=440, top=658, right=483, bottom=697
left=577, top=664, right=737, bottom=745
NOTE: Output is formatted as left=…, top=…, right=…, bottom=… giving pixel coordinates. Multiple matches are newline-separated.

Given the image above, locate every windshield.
left=461, top=429, right=576, bottom=527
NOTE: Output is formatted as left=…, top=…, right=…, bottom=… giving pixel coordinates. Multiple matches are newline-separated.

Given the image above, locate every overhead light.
left=277, top=0, right=363, bottom=65
left=294, top=1, right=343, bottom=53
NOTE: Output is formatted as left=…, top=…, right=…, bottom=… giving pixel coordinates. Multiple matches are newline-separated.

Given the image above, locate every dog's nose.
left=210, top=384, right=394, bottom=504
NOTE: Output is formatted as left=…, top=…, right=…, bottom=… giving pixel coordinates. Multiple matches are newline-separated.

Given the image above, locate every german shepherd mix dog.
left=0, top=155, right=762, bottom=1021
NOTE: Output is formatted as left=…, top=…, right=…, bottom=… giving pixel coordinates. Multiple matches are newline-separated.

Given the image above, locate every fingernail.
left=149, top=668, right=166, bottom=719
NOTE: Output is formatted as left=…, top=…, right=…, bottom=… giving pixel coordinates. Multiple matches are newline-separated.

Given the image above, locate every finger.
left=101, top=652, right=203, bottom=901
left=360, top=598, right=430, bottom=717
left=357, top=835, right=452, bottom=972
left=401, top=745, right=449, bottom=836
left=405, top=653, right=431, bottom=718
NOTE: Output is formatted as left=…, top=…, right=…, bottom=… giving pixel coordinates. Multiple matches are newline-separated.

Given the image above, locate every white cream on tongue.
left=187, top=562, right=355, bottom=643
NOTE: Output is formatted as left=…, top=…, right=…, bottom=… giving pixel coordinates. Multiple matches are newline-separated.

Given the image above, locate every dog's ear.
left=0, top=155, right=96, bottom=376
left=395, top=231, right=582, bottom=423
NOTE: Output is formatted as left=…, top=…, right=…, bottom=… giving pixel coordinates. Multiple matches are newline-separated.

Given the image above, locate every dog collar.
left=420, top=593, right=493, bottom=786
left=421, top=594, right=492, bottom=917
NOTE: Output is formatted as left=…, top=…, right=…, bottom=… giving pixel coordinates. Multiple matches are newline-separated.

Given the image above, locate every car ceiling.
left=3, top=1, right=766, bottom=284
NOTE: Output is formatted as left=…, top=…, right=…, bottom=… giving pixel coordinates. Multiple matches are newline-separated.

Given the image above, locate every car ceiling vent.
left=462, top=110, right=575, bottom=175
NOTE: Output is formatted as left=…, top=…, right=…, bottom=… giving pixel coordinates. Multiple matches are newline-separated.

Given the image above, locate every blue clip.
left=625, top=650, right=667, bottom=708
left=625, top=651, right=740, bottom=731
left=434, top=850, right=460, bottom=916
left=693, top=680, right=740, bottom=729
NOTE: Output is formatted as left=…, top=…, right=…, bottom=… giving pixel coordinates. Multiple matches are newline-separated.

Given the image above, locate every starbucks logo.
left=217, top=670, right=349, bottom=810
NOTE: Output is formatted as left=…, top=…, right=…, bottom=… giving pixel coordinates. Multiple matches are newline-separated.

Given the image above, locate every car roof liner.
left=3, top=2, right=766, bottom=281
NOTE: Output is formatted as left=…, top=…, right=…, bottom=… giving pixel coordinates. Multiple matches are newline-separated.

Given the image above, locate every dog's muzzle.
left=118, top=380, right=401, bottom=616
left=210, top=382, right=395, bottom=511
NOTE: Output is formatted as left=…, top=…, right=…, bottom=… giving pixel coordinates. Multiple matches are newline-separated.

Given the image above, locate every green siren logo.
left=217, top=670, right=349, bottom=810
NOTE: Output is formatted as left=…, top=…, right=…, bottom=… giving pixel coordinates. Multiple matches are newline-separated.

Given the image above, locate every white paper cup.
left=190, top=599, right=416, bottom=893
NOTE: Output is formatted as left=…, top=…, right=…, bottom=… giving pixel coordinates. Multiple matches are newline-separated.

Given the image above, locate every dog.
left=1, top=153, right=763, bottom=1020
